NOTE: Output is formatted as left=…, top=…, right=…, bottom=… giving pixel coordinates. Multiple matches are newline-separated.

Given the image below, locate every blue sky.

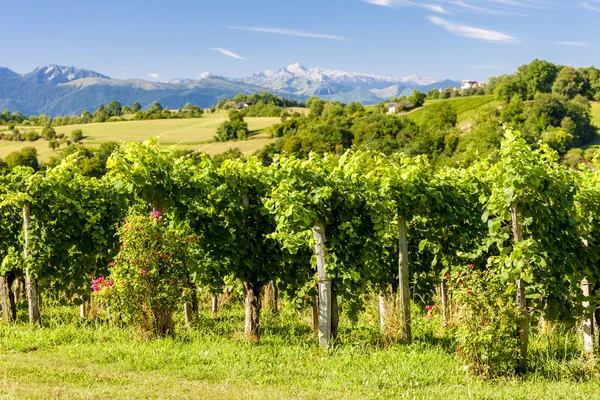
left=1, top=0, right=599, bottom=82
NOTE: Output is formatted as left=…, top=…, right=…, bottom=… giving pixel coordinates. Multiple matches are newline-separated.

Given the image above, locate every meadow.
left=0, top=302, right=597, bottom=400
left=407, top=95, right=496, bottom=125
left=0, top=111, right=279, bottom=160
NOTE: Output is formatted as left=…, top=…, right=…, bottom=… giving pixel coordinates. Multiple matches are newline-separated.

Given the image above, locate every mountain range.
left=0, top=63, right=462, bottom=116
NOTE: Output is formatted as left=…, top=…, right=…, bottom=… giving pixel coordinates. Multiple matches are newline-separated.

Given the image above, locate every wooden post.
left=79, top=294, right=86, bottom=320
left=24, top=205, right=40, bottom=325
left=211, top=293, right=219, bottom=315
left=183, top=276, right=193, bottom=326
left=582, top=279, right=595, bottom=355
left=273, top=281, right=279, bottom=312
left=398, top=215, right=411, bottom=343
left=0, top=276, right=12, bottom=323
left=512, top=203, right=528, bottom=374
left=379, top=292, right=388, bottom=331
left=313, top=222, right=332, bottom=348
left=440, top=282, right=448, bottom=320
left=311, top=293, right=319, bottom=333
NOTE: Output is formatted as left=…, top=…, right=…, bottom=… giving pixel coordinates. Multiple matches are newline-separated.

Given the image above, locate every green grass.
left=0, top=301, right=597, bottom=399
left=0, top=112, right=279, bottom=160
left=408, top=95, right=495, bottom=125
left=579, top=102, right=600, bottom=150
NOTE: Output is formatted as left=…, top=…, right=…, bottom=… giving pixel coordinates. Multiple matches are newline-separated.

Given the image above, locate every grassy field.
left=0, top=112, right=279, bottom=160
left=0, top=301, right=597, bottom=399
left=408, top=95, right=496, bottom=125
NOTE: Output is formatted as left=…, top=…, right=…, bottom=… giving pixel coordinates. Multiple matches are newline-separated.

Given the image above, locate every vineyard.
left=1, top=128, right=600, bottom=391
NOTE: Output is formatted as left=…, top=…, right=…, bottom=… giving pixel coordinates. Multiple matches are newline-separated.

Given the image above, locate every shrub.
left=41, top=126, right=56, bottom=140
left=71, top=129, right=84, bottom=142
left=444, top=264, right=519, bottom=377
left=24, top=131, right=40, bottom=141
left=94, top=212, right=191, bottom=338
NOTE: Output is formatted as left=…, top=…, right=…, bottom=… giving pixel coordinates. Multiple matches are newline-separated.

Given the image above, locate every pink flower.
left=163, top=254, right=168, bottom=259
left=470, top=263, right=476, bottom=269
left=444, top=273, right=450, bottom=278
left=434, top=305, right=439, bottom=310
left=169, top=279, right=174, bottom=284
left=150, top=211, right=162, bottom=220
left=425, top=305, right=433, bottom=311
left=444, top=322, right=450, bottom=327
left=109, top=260, right=115, bottom=265
left=141, top=269, right=147, bottom=275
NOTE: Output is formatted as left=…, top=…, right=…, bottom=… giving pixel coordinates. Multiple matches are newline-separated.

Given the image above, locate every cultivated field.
left=0, top=112, right=279, bottom=160
left=408, top=95, right=496, bottom=125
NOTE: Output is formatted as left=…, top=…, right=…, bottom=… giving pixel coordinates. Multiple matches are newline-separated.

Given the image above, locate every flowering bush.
left=444, top=264, right=519, bottom=377
left=93, top=211, right=194, bottom=337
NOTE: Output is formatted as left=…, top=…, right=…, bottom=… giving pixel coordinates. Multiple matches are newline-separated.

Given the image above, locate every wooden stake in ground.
left=24, top=204, right=40, bottom=325
left=313, top=222, right=332, bottom=348
left=582, top=279, right=595, bottom=355
left=211, top=293, right=219, bottom=315
left=379, top=292, right=388, bottom=331
left=0, top=274, right=16, bottom=322
left=512, top=203, right=528, bottom=374
left=398, top=215, right=411, bottom=343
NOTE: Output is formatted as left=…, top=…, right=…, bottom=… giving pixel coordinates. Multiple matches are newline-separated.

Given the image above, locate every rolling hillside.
left=0, top=112, right=280, bottom=160
left=407, top=95, right=496, bottom=125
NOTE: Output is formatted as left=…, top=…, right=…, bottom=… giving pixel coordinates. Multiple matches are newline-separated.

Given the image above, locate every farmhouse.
left=232, top=101, right=252, bottom=109
left=388, top=102, right=414, bottom=114
left=461, top=81, right=487, bottom=90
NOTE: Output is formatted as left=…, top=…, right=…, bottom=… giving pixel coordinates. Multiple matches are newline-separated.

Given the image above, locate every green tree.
left=408, top=90, right=426, bottom=108
left=71, top=129, right=84, bottom=142
left=553, top=67, right=585, bottom=99
left=6, top=147, right=39, bottom=170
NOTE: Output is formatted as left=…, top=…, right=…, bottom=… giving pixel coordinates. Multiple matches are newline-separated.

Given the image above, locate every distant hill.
left=0, top=63, right=462, bottom=116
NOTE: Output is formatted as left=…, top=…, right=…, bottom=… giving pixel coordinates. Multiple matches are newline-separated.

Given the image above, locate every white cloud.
left=582, top=2, right=600, bottom=12
left=210, top=47, right=246, bottom=60
left=147, top=73, right=159, bottom=79
left=229, top=26, right=347, bottom=41
left=555, top=41, right=591, bottom=47
left=435, top=0, right=524, bottom=16
left=427, top=16, right=517, bottom=42
left=363, top=0, right=448, bottom=14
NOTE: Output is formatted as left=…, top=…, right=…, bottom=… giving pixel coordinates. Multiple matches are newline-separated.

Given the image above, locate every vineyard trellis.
left=0, top=131, right=598, bottom=375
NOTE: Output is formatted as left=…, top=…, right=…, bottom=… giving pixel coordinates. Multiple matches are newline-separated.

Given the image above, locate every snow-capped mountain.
left=0, top=62, right=462, bottom=116
left=24, top=65, right=110, bottom=84
left=238, top=62, right=458, bottom=102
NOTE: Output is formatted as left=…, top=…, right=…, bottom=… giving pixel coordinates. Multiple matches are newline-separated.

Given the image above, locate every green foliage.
left=445, top=265, right=519, bottom=377
left=214, top=111, right=249, bottom=142
left=6, top=147, right=39, bottom=170
left=484, top=129, right=585, bottom=319
left=24, top=130, right=40, bottom=142
left=41, top=126, right=56, bottom=140
left=96, top=212, right=190, bottom=337
left=71, top=129, right=84, bottom=142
